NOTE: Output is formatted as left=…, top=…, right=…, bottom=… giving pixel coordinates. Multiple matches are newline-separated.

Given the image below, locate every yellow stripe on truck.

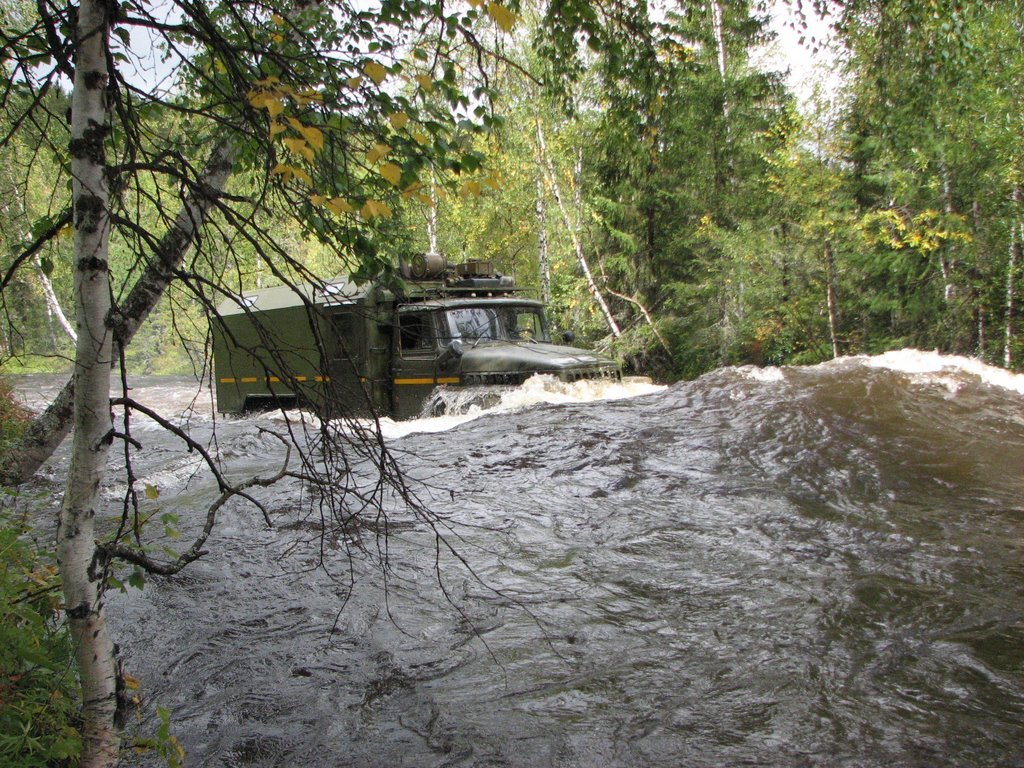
left=394, top=377, right=460, bottom=386
left=220, top=375, right=329, bottom=384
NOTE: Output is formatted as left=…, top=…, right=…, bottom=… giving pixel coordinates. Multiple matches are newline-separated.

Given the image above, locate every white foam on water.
left=848, top=349, right=1024, bottom=396
left=374, top=374, right=666, bottom=439
left=739, top=365, right=786, bottom=383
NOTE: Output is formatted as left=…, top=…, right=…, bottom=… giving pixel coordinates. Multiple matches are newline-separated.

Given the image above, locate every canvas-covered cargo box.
left=212, top=278, right=391, bottom=417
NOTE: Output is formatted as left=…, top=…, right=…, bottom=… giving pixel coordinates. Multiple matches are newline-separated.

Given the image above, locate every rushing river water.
left=14, top=350, right=1024, bottom=767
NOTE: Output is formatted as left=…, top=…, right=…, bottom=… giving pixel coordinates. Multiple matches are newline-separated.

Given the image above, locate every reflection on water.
left=13, top=351, right=1024, bottom=767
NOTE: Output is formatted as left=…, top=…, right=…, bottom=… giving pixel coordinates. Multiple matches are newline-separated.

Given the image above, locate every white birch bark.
left=534, top=118, right=620, bottom=338
left=709, top=0, right=730, bottom=121
left=535, top=172, right=552, bottom=306
left=35, top=256, right=77, bottom=342
left=825, top=241, right=840, bottom=359
left=1006, top=188, right=1022, bottom=368
left=427, top=169, right=439, bottom=254
left=939, top=164, right=956, bottom=303
left=60, top=0, right=119, bottom=764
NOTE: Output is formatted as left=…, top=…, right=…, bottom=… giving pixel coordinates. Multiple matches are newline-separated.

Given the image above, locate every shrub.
left=0, top=511, right=81, bottom=766
left=0, top=377, right=31, bottom=453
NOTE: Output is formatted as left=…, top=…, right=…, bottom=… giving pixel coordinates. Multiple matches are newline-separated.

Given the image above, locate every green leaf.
left=128, top=568, right=145, bottom=591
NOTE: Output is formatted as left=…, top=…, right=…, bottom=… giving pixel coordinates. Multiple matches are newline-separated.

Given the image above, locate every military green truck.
left=212, top=256, right=621, bottom=420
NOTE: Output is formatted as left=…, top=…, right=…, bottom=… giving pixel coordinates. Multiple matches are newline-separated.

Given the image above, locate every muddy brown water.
left=12, top=352, right=1024, bottom=766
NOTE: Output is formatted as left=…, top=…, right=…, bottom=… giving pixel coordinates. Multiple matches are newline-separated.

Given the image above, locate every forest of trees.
left=1, top=0, right=1023, bottom=765
left=3, top=0, right=1023, bottom=384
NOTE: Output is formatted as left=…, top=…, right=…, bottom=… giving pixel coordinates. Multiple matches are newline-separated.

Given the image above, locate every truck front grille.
left=559, top=367, right=621, bottom=383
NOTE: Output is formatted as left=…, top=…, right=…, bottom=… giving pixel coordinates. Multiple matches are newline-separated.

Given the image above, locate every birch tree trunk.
left=1006, top=187, right=1022, bottom=368
left=535, top=171, right=551, bottom=306
left=939, top=164, right=957, bottom=303
left=973, top=198, right=987, bottom=357
left=427, top=169, right=439, bottom=254
left=35, top=256, right=77, bottom=343
left=825, top=241, right=841, bottom=359
left=60, top=0, right=120, bottom=764
left=534, top=117, right=620, bottom=338
left=709, top=0, right=730, bottom=122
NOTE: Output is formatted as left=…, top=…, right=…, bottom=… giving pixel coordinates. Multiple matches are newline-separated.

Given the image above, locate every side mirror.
left=437, top=338, right=464, bottom=369
left=561, top=330, right=576, bottom=343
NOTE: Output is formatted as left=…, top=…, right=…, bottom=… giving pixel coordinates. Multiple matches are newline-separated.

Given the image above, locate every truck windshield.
left=443, top=306, right=549, bottom=343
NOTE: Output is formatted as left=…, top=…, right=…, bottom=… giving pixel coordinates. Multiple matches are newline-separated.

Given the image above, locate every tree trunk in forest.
left=709, top=0, right=730, bottom=121
left=0, top=142, right=234, bottom=487
left=535, top=171, right=551, bottom=307
left=605, top=285, right=668, bottom=351
left=61, top=2, right=120, bottom=764
left=972, top=198, right=987, bottom=357
left=534, top=118, right=620, bottom=338
left=1006, top=188, right=1022, bottom=368
left=427, top=169, right=439, bottom=254
left=825, top=241, right=841, bottom=359
left=939, top=164, right=957, bottom=303
left=35, top=256, right=76, bottom=343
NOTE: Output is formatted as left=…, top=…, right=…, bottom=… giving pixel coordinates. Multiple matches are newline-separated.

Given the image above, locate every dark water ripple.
left=16, top=356, right=1024, bottom=767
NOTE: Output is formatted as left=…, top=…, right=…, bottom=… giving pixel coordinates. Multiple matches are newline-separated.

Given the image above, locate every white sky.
left=758, top=0, right=844, bottom=108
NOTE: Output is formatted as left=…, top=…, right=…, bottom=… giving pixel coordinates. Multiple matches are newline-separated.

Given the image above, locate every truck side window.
left=399, top=313, right=434, bottom=353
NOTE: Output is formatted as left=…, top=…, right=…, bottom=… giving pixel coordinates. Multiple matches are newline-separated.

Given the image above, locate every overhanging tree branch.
left=0, top=143, right=235, bottom=487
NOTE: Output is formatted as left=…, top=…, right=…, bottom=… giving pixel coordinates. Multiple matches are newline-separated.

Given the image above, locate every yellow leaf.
left=347, top=76, right=363, bottom=89
left=363, top=61, right=388, bottom=85
left=269, top=121, right=287, bottom=136
left=287, top=118, right=324, bottom=150
left=310, top=194, right=327, bottom=205
left=270, top=13, right=285, bottom=25
left=292, top=167, right=312, bottom=186
left=487, top=2, right=517, bottom=32
left=467, top=0, right=485, bottom=6
left=360, top=199, right=393, bottom=220
left=327, top=197, right=355, bottom=215
left=265, top=98, right=284, bottom=118
left=379, top=162, right=402, bottom=185
left=57, top=224, right=73, bottom=239
left=412, top=131, right=430, bottom=146
left=302, top=127, right=324, bottom=151
left=122, top=674, right=141, bottom=690
left=365, top=143, right=392, bottom=165
left=144, top=484, right=159, bottom=500
left=271, top=33, right=284, bottom=43
left=459, top=180, right=482, bottom=198
left=417, top=192, right=434, bottom=205
left=294, top=89, right=323, bottom=106
left=433, top=185, right=448, bottom=201
left=271, top=163, right=293, bottom=181
left=388, top=111, right=410, bottom=130
left=414, top=74, right=434, bottom=92
left=283, top=137, right=315, bottom=163
left=483, top=173, right=501, bottom=190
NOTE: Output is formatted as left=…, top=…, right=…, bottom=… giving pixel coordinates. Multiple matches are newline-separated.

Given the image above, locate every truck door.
left=391, top=309, right=454, bottom=419
left=323, top=308, right=375, bottom=417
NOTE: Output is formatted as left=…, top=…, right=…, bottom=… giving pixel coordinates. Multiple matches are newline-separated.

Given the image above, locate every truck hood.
left=457, top=341, right=617, bottom=373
